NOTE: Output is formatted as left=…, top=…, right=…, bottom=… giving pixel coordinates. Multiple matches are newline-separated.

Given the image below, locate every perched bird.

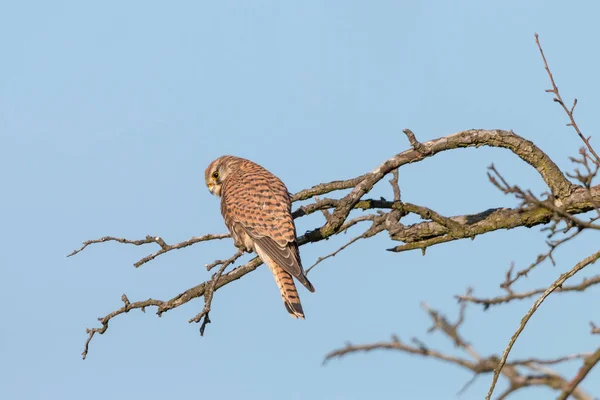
left=205, top=155, right=315, bottom=318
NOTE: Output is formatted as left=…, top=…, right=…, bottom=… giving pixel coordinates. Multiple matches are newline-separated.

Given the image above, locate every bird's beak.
left=207, top=183, right=215, bottom=194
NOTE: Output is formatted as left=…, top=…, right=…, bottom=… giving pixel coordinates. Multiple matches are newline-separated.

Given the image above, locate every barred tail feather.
left=274, top=266, right=305, bottom=319
left=255, top=244, right=305, bottom=319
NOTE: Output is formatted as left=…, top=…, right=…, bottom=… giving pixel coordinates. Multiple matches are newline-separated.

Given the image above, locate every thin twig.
left=82, top=296, right=163, bottom=359
left=189, top=250, right=244, bottom=335
left=556, top=347, right=600, bottom=400
left=535, top=33, right=600, bottom=164
left=69, top=234, right=230, bottom=267
left=306, top=217, right=386, bottom=274
left=501, top=229, right=583, bottom=290
left=457, top=275, right=600, bottom=308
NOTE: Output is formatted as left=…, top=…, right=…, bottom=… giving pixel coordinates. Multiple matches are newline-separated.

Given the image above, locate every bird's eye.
left=212, top=171, right=219, bottom=179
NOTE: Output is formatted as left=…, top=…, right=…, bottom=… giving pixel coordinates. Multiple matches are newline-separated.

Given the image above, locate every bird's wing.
left=252, top=235, right=314, bottom=292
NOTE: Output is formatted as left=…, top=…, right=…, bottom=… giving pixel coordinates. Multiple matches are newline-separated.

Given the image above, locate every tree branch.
left=81, top=255, right=262, bottom=359
left=68, top=233, right=230, bottom=268
left=325, top=302, right=593, bottom=400
left=388, top=185, right=599, bottom=252
left=486, top=250, right=600, bottom=400
left=305, top=129, right=575, bottom=246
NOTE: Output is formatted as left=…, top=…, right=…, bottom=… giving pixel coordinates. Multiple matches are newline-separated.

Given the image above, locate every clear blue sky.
left=1, top=1, right=599, bottom=399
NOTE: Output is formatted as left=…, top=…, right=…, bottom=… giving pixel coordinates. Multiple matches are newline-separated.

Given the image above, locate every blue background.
left=1, top=1, right=598, bottom=399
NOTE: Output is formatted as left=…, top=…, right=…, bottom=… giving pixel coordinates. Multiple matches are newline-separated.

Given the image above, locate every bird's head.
left=205, top=155, right=242, bottom=197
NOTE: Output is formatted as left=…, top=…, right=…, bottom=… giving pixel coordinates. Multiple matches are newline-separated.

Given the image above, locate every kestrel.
left=205, top=155, right=315, bottom=319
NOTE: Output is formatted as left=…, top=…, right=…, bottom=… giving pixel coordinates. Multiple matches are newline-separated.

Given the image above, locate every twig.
left=205, top=250, right=244, bottom=271
left=82, top=296, right=163, bottom=359
left=501, top=228, right=583, bottom=290
left=402, top=129, right=426, bottom=154
left=189, top=250, right=244, bottom=335
left=323, top=336, right=476, bottom=370
left=69, top=234, right=230, bottom=267
left=535, top=33, right=600, bottom=164
left=557, top=347, right=600, bottom=400
left=68, top=235, right=159, bottom=257
left=456, top=274, right=600, bottom=308
left=306, top=216, right=386, bottom=274
left=509, top=353, right=591, bottom=367
left=389, top=168, right=401, bottom=202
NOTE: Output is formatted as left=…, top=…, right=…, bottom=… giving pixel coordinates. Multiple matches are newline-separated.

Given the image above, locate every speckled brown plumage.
left=205, top=155, right=315, bottom=318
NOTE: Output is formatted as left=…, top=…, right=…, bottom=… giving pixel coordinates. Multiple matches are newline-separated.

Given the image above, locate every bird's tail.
left=272, top=264, right=305, bottom=319
left=255, top=246, right=305, bottom=319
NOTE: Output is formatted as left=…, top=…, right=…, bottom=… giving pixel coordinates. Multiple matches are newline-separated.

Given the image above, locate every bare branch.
left=69, top=234, right=230, bottom=267
left=306, top=215, right=386, bottom=274
left=388, top=185, right=599, bottom=252
left=557, top=347, right=600, bottom=400
left=500, top=228, right=583, bottom=290
left=81, top=255, right=263, bottom=358
left=82, top=296, right=163, bottom=360
left=485, top=249, right=600, bottom=400
left=326, top=302, right=594, bottom=399
left=303, top=129, right=575, bottom=246
left=323, top=336, right=477, bottom=370
left=456, top=275, right=600, bottom=308
left=509, top=353, right=591, bottom=367
left=535, top=33, right=600, bottom=164
left=189, top=250, right=244, bottom=335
